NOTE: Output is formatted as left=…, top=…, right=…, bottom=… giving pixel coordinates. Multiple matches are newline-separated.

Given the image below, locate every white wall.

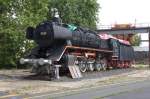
left=139, top=33, right=149, bottom=47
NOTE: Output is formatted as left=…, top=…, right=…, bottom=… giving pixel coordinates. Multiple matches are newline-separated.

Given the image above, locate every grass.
left=133, top=64, right=149, bottom=70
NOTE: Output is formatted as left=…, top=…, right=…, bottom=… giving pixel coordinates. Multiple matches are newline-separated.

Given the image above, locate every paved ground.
left=1, top=78, right=150, bottom=99
left=30, top=79, right=150, bottom=99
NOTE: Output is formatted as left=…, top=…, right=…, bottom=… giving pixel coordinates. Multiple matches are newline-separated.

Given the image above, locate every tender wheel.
left=101, top=58, right=107, bottom=71
left=88, top=63, right=94, bottom=71
left=95, top=63, right=102, bottom=71
left=78, top=61, right=87, bottom=73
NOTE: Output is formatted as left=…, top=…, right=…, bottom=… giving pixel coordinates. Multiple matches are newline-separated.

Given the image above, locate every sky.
left=97, top=0, right=150, bottom=25
left=97, top=0, right=150, bottom=46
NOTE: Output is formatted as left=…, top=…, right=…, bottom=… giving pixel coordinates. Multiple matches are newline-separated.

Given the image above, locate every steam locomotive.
left=20, top=18, right=134, bottom=79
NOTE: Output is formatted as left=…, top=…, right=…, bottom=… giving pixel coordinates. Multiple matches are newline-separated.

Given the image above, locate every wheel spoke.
left=101, top=58, right=107, bottom=70
left=95, top=63, right=102, bottom=71
left=78, top=61, right=87, bottom=73
left=88, top=63, right=94, bottom=71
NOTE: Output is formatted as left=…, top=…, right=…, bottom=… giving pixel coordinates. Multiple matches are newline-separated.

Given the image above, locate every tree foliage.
left=130, top=35, right=141, bottom=46
left=0, top=0, right=99, bottom=68
left=0, top=0, right=50, bottom=68
left=48, top=0, right=99, bottom=29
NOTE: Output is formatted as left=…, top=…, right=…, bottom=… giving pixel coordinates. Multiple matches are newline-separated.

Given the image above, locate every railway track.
left=21, top=68, right=135, bottom=82
left=0, top=67, right=146, bottom=82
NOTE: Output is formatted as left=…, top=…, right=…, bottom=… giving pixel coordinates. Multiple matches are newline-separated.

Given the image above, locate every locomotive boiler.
left=20, top=17, right=134, bottom=79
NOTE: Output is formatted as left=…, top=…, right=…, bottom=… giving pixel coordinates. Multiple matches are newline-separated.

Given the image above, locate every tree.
left=0, top=0, right=99, bottom=68
left=0, top=0, right=50, bottom=68
left=130, top=34, right=141, bottom=46
left=48, top=0, right=99, bottom=29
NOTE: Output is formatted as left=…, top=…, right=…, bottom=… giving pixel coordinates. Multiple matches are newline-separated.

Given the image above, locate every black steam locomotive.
left=20, top=18, right=134, bottom=79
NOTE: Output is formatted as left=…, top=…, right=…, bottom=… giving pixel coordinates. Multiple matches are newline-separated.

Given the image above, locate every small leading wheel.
left=78, top=61, right=87, bottom=73
left=95, top=63, right=102, bottom=71
left=101, top=58, right=107, bottom=71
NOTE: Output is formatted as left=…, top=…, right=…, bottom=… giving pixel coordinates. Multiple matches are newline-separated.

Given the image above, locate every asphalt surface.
left=28, top=79, right=150, bottom=99
left=0, top=79, right=150, bottom=99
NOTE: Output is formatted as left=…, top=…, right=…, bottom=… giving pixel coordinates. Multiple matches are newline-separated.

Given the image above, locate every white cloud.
left=97, top=0, right=150, bottom=25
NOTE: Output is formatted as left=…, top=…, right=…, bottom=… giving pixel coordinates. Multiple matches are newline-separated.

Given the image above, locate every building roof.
left=98, top=34, right=131, bottom=45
